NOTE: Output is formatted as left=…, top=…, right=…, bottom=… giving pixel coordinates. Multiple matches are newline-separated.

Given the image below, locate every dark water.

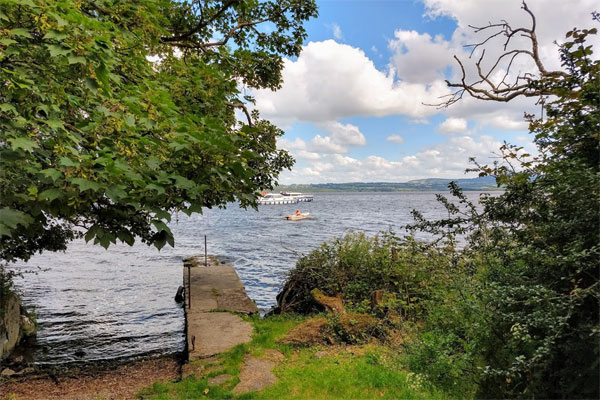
left=10, top=191, right=489, bottom=365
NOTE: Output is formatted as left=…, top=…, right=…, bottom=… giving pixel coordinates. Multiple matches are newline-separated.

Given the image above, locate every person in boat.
left=295, top=210, right=301, bottom=216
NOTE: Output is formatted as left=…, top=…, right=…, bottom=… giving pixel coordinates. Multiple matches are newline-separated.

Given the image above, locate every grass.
left=139, top=314, right=449, bottom=399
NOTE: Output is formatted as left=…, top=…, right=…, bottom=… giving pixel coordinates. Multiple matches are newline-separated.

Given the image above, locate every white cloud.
left=278, top=135, right=512, bottom=184
left=323, top=121, right=366, bottom=147
left=310, top=135, right=348, bottom=154
left=386, top=135, right=405, bottom=144
left=253, top=40, right=449, bottom=127
left=331, top=23, right=343, bottom=40
left=389, top=30, right=458, bottom=84
left=438, top=117, right=468, bottom=134
left=278, top=121, right=367, bottom=157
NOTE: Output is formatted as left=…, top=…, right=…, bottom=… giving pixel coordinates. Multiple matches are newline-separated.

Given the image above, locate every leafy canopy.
left=0, top=0, right=317, bottom=261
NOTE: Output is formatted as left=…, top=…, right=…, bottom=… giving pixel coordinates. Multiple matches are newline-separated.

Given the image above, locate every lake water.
left=9, top=191, right=489, bottom=365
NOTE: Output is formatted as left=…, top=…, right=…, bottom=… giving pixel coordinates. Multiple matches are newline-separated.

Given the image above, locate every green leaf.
left=43, top=30, right=67, bottom=40
left=39, top=189, right=63, bottom=201
left=105, top=185, right=127, bottom=202
left=84, top=225, right=99, bottom=242
left=145, top=157, right=160, bottom=170
left=59, top=157, right=78, bottom=167
left=117, top=231, right=135, bottom=246
left=172, top=175, right=195, bottom=190
left=40, top=168, right=62, bottom=181
left=151, top=220, right=170, bottom=232
left=9, top=137, right=38, bottom=151
left=145, top=183, right=165, bottom=195
left=45, top=119, right=63, bottom=130
left=0, top=38, right=17, bottom=46
left=124, top=114, right=135, bottom=127
left=85, top=78, right=99, bottom=91
left=68, top=55, right=86, bottom=65
left=48, top=12, right=68, bottom=27
left=71, top=178, right=101, bottom=192
left=9, top=28, right=32, bottom=38
left=47, top=44, right=71, bottom=57
left=0, top=208, right=33, bottom=232
left=0, top=103, right=17, bottom=114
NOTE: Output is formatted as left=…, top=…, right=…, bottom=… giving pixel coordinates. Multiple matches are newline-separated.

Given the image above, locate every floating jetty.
left=182, top=256, right=258, bottom=361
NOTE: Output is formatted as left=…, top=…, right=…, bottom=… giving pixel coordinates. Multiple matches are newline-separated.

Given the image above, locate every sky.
left=246, top=0, right=599, bottom=184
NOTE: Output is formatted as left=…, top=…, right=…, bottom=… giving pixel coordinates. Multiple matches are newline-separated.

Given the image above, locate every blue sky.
left=250, top=0, right=598, bottom=184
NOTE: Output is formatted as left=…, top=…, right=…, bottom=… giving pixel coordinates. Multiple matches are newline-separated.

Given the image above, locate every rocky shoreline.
left=1, top=355, right=180, bottom=400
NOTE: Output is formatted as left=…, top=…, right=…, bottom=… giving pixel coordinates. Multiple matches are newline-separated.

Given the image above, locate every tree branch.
left=225, top=101, right=253, bottom=126
left=431, top=1, right=569, bottom=108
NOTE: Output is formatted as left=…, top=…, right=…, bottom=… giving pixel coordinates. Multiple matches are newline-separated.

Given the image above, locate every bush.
left=276, top=231, right=455, bottom=322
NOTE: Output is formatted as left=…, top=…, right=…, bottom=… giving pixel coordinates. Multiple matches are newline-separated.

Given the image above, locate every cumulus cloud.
left=253, top=40, right=449, bottom=127
left=386, top=135, right=405, bottom=144
left=324, top=121, right=367, bottom=147
left=278, top=122, right=367, bottom=157
left=438, top=117, right=468, bottom=134
left=389, top=30, right=459, bottom=83
left=279, top=135, right=508, bottom=184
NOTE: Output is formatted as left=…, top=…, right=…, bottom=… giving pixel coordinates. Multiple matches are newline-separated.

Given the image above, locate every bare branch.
left=431, top=1, right=568, bottom=108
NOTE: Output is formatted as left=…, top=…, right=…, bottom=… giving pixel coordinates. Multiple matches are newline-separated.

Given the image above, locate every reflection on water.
left=10, top=191, right=489, bottom=365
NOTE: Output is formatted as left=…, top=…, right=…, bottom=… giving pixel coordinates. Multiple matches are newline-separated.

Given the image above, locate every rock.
left=208, top=374, right=233, bottom=386
left=13, top=367, right=34, bottom=376
left=1, top=293, right=22, bottom=360
left=1, top=368, right=16, bottom=377
left=310, top=289, right=345, bottom=314
left=232, top=353, right=281, bottom=394
left=20, top=315, right=36, bottom=336
left=278, top=317, right=329, bottom=346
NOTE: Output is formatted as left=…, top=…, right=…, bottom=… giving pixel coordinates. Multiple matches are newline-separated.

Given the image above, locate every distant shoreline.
left=276, top=176, right=502, bottom=192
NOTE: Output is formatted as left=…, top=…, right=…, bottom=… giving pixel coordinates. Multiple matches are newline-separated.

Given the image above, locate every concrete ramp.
left=183, top=257, right=258, bottom=361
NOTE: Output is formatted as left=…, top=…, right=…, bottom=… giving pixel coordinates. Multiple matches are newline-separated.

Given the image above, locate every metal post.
left=204, top=235, right=207, bottom=266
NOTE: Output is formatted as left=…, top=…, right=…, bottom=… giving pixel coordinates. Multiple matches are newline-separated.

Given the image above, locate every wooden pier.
left=182, top=256, right=258, bottom=361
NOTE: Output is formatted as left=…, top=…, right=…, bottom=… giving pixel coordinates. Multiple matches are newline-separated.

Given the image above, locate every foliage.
left=275, top=231, right=456, bottom=321
left=0, top=0, right=317, bottom=261
left=408, top=21, right=599, bottom=399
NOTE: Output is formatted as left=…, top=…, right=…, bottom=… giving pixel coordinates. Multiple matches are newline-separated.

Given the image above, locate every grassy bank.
left=140, top=315, right=450, bottom=399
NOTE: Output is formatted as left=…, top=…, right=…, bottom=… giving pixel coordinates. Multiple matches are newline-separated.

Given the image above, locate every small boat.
left=284, top=212, right=310, bottom=221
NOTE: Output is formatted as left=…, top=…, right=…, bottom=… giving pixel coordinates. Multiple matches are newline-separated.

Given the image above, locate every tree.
left=0, top=0, right=318, bottom=261
left=413, top=3, right=599, bottom=398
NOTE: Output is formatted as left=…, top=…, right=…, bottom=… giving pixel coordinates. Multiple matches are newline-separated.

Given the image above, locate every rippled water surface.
left=11, top=191, right=489, bottom=365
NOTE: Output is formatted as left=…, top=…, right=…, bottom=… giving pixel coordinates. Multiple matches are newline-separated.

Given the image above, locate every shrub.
left=276, top=231, right=455, bottom=322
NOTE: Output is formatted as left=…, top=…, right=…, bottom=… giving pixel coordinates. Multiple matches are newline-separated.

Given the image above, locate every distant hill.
left=276, top=176, right=500, bottom=192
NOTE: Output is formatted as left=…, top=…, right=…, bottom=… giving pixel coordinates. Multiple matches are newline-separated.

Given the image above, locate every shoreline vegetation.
left=275, top=176, right=501, bottom=192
